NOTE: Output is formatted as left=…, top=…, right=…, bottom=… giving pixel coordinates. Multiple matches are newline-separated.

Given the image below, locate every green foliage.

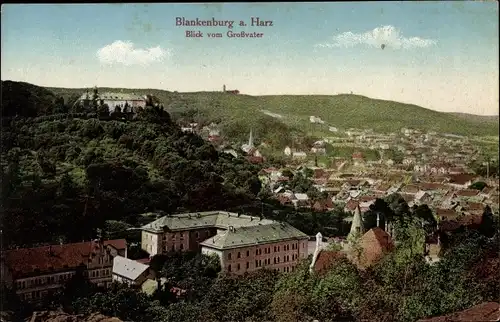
left=469, top=181, right=487, bottom=191
left=2, top=112, right=262, bottom=248
left=46, top=86, right=500, bottom=150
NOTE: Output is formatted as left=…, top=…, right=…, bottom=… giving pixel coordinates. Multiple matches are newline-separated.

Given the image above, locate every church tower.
left=348, top=205, right=364, bottom=241
left=248, top=129, right=254, bottom=149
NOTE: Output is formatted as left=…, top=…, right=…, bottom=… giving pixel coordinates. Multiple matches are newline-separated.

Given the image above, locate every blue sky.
left=2, top=2, right=498, bottom=115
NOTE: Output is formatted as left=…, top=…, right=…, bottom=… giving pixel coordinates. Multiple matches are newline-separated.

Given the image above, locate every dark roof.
left=3, top=239, right=126, bottom=279
left=448, top=174, right=477, bottom=185
left=417, top=302, right=500, bottom=322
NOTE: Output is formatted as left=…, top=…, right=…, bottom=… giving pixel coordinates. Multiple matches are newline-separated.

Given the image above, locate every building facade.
left=112, top=256, right=151, bottom=287
left=1, top=239, right=126, bottom=302
left=78, top=91, right=147, bottom=112
left=140, top=211, right=309, bottom=274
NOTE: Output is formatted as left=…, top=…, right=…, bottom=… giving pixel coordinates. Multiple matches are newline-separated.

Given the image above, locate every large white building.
left=140, top=211, right=309, bottom=275
left=78, top=91, right=147, bottom=112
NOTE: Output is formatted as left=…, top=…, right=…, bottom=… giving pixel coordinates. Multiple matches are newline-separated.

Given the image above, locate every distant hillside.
left=449, top=112, right=499, bottom=124
left=3, top=82, right=491, bottom=149
left=1, top=80, right=62, bottom=117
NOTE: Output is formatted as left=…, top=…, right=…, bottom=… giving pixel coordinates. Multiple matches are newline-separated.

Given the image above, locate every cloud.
left=96, top=40, right=169, bottom=66
left=316, top=25, right=437, bottom=49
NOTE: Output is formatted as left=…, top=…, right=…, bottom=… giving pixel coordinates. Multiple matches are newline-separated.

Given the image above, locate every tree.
left=469, top=181, right=487, bottom=191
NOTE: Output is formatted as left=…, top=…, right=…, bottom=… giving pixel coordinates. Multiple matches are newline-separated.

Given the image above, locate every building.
left=1, top=239, right=126, bottom=302
left=112, top=256, right=151, bottom=287
left=139, top=211, right=309, bottom=274
left=78, top=89, right=147, bottom=112
left=417, top=302, right=500, bottom=322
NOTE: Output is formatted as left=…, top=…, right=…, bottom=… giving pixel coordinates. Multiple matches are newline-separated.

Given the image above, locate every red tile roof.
left=402, top=184, right=420, bottom=194
left=448, top=174, right=477, bottom=185
left=436, top=208, right=458, bottom=219
left=456, top=189, right=480, bottom=197
left=345, top=199, right=359, bottom=211
left=245, top=156, right=264, bottom=164
left=420, top=183, right=447, bottom=191
left=359, top=228, right=394, bottom=267
left=417, top=302, right=500, bottom=322
left=312, top=198, right=335, bottom=212
left=313, top=250, right=345, bottom=274
left=3, top=239, right=126, bottom=279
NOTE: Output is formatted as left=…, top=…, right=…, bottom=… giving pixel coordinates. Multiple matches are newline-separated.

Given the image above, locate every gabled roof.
left=313, top=250, right=345, bottom=274
left=199, top=222, right=308, bottom=250
left=141, top=211, right=275, bottom=233
left=3, top=239, right=126, bottom=279
left=112, top=256, right=149, bottom=281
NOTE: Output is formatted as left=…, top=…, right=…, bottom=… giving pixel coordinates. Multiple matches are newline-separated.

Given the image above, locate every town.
left=1, top=82, right=498, bottom=322
left=1, top=2, right=499, bottom=321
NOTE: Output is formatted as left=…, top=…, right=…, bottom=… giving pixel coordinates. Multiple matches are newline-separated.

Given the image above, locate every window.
left=278, top=246, right=280, bottom=252
left=171, top=245, right=175, bottom=252
left=255, top=249, right=259, bottom=256
left=180, top=232, right=184, bottom=240
left=228, top=265, right=232, bottom=272
left=172, top=233, right=176, bottom=240
left=246, top=262, right=249, bottom=269
left=259, top=259, right=262, bottom=267
left=246, top=251, right=250, bottom=257
left=237, top=252, right=241, bottom=258
left=180, top=244, right=184, bottom=250
left=274, top=246, right=277, bottom=252
left=237, top=263, right=240, bottom=271
left=255, top=260, right=258, bottom=267
left=228, top=253, right=232, bottom=260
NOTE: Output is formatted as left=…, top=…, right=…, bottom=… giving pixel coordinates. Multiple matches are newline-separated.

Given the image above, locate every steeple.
left=248, top=129, right=254, bottom=148
left=348, top=205, right=364, bottom=239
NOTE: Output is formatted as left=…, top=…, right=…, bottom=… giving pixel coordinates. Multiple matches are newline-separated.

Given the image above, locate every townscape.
left=2, top=3, right=499, bottom=322
left=1, top=81, right=498, bottom=322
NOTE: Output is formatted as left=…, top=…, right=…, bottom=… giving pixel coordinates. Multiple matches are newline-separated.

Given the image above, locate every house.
left=112, top=256, right=151, bottom=287
left=357, top=228, right=394, bottom=268
left=284, top=146, right=292, bottom=156
left=447, top=174, right=477, bottom=189
left=413, top=191, right=433, bottom=205
left=292, top=151, right=307, bottom=159
left=417, top=302, right=500, bottom=322
left=309, top=116, right=325, bottom=124
left=1, top=239, right=126, bottom=302
left=140, top=211, right=309, bottom=275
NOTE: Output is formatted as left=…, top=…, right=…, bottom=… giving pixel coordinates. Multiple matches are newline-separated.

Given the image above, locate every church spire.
left=248, top=129, right=254, bottom=148
left=348, top=205, right=364, bottom=239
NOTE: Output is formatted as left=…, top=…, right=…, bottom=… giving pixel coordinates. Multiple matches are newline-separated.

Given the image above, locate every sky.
left=2, top=2, right=499, bottom=115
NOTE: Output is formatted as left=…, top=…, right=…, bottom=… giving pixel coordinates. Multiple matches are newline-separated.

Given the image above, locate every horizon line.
left=2, top=78, right=499, bottom=117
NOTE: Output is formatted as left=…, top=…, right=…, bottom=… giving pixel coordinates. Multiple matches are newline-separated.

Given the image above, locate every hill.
left=46, top=85, right=499, bottom=145
left=449, top=112, right=499, bottom=124
left=1, top=105, right=263, bottom=248
left=1, top=80, right=64, bottom=117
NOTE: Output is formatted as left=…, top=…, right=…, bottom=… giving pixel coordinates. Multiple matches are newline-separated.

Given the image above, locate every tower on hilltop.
left=223, top=84, right=226, bottom=92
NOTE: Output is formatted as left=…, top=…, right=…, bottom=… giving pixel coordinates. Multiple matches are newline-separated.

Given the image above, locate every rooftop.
left=140, top=211, right=276, bottom=233
left=3, top=239, right=126, bottom=279
left=199, top=222, right=308, bottom=250
left=112, top=256, right=149, bottom=281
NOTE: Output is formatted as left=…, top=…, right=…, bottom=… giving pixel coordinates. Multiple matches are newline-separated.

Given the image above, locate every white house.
left=112, top=256, right=151, bottom=287
left=292, top=151, right=307, bottom=159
